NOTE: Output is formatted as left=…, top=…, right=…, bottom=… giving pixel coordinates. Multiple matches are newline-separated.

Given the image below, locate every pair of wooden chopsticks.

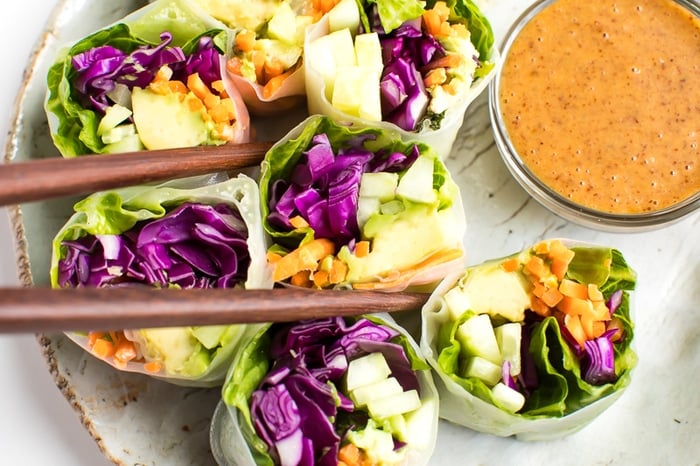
left=0, top=144, right=430, bottom=333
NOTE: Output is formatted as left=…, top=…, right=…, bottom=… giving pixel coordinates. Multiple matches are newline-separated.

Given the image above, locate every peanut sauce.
left=499, top=0, right=700, bottom=213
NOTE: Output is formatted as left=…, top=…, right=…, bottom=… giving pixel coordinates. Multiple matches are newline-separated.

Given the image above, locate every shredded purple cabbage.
left=71, top=33, right=221, bottom=113
left=370, top=21, right=445, bottom=131
left=250, top=317, right=418, bottom=466
left=57, top=203, right=249, bottom=289
left=268, top=135, right=419, bottom=244
left=582, top=330, right=618, bottom=385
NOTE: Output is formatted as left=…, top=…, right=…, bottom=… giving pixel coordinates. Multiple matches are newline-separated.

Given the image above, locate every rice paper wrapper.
left=420, top=239, right=638, bottom=440
left=303, top=4, right=500, bottom=159
left=210, top=313, right=439, bottom=466
left=260, top=115, right=467, bottom=292
left=45, top=0, right=251, bottom=157
left=190, top=0, right=321, bottom=115
left=50, top=173, right=273, bottom=387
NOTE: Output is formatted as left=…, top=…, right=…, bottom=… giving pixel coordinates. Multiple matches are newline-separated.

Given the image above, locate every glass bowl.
left=489, top=0, right=700, bottom=232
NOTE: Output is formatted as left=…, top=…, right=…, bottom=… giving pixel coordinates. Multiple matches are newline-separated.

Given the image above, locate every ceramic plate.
left=5, top=0, right=699, bottom=464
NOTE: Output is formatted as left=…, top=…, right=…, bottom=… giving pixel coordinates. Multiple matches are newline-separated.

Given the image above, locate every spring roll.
left=304, top=0, right=497, bottom=158
left=50, top=174, right=272, bottom=386
left=46, top=0, right=250, bottom=157
left=260, top=115, right=466, bottom=291
left=211, top=314, right=439, bottom=466
left=420, top=239, right=637, bottom=440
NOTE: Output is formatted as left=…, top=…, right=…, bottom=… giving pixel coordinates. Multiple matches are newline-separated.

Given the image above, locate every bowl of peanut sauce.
left=490, top=0, right=700, bottom=231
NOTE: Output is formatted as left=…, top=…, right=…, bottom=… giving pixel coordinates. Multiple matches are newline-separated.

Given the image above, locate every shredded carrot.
left=153, top=65, right=174, bottom=82
left=422, top=9, right=442, bottom=37
left=312, top=269, right=330, bottom=288
left=273, top=238, right=336, bottom=281
left=211, top=80, right=226, bottom=95
left=87, top=331, right=105, bottom=347
left=251, top=51, right=266, bottom=84
left=354, top=241, right=370, bottom=258
left=338, top=443, right=363, bottom=466
left=557, top=296, right=590, bottom=316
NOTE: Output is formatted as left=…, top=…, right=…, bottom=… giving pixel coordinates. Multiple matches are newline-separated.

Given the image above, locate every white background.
left=0, top=1, right=111, bottom=464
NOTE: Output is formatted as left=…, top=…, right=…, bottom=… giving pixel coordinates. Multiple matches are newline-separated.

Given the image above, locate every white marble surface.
left=0, top=1, right=110, bottom=464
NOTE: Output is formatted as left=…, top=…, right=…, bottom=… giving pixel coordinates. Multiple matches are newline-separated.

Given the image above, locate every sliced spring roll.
left=304, top=0, right=498, bottom=158
left=194, top=0, right=327, bottom=115
left=260, top=115, right=466, bottom=291
left=46, top=0, right=250, bottom=157
left=50, top=174, right=273, bottom=386
left=211, top=314, right=439, bottom=466
left=420, top=239, right=637, bottom=440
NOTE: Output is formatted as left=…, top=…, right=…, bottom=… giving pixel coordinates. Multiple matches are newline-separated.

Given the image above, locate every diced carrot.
left=606, top=317, right=625, bottom=342
left=148, top=80, right=172, bottom=95
left=263, top=58, right=285, bottom=82
left=87, top=331, right=105, bottom=347
left=540, top=286, right=564, bottom=307
left=338, top=443, right=361, bottom=466
left=144, top=361, right=163, bottom=373
left=501, top=257, right=520, bottom=273
left=211, top=80, right=226, bottom=95
left=251, top=51, right=266, bottom=84
left=354, top=241, right=370, bottom=258
left=212, top=123, right=235, bottom=141
left=290, top=270, right=313, bottom=288
left=439, top=21, right=452, bottom=37
left=273, top=238, right=336, bottom=281
left=267, top=251, right=283, bottom=264
left=564, top=314, right=587, bottom=347
left=557, top=295, right=592, bottom=316
left=558, top=279, right=589, bottom=299
left=92, top=338, right=115, bottom=359
left=187, top=73, right=217, bottom=104
left=262, top=63, right=299, bottom=99
left=422, top=10, right=442, bottom=37
left=115, top=339, right=137, bottom=364
left=550, top=259, right=568, bottom=281
left=534, top=241, right=551, bottom=255
left=587, top=284, right=604, bottom=302
left=451, top=23, right=469, bottom=38
left=234, top=30, right=256, bottom=53
left=208, top=100, right=234, bottom=123
left=226, top=57, right=244, bottom=76
left=312, top=269, right=330, bottom=288
left=289, top=215, right=310, bottom=229
left=591, top=300, right=612, bottom=321
left=329, top=259, right=348, bottom=284
left=168, top=80, right=188, bottom=94
left=203, top=93, right=221, bottom=110
left=581, top=312, right=607, bottom=340
left=530, top=295, right=552, bottom=317
left=524, top=255, right=549, bottom=280
left=153, top=65, right=173, bottom=82
left=424, top=68, right=447, bottom=88
left=531, top=280, right=546, bottom=298
left=432, top=1, right=451, bottom=22
left=187, top=96, right=206, bottom=113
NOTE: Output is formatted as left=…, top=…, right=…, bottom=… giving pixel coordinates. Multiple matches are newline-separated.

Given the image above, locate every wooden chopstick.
left=0, top=287, right=429, bottom=333
left=0, top=141, right=273, bottom=207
